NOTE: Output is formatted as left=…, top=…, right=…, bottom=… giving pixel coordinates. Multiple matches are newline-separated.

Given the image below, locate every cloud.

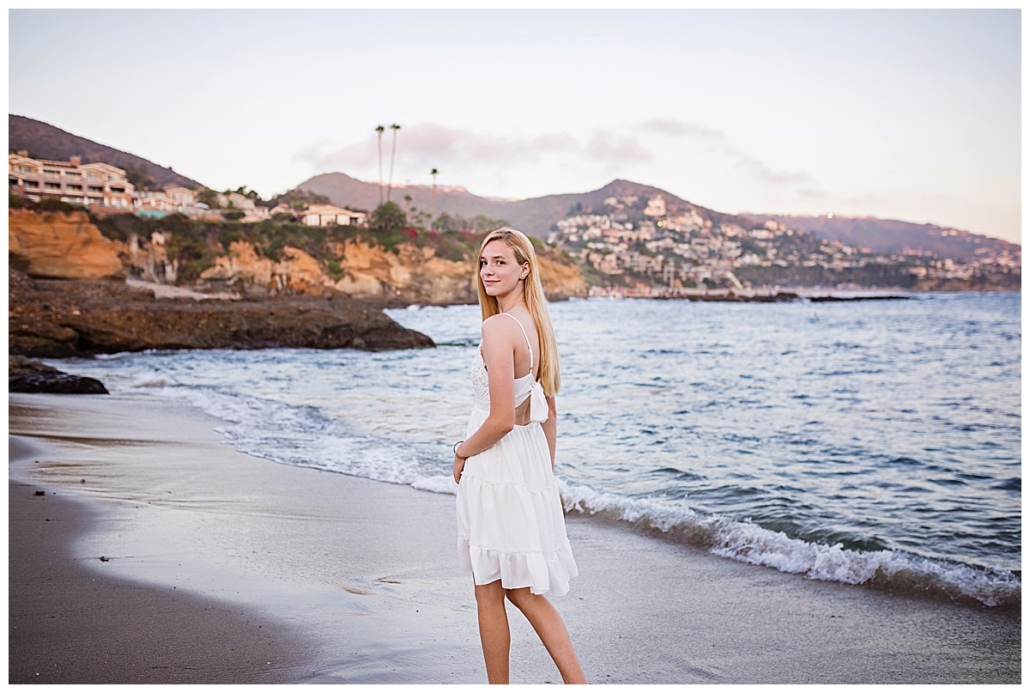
left=297, top=123, right=579, bottom=172
left=639, top=117, right=815, bottom=188
left=298, top=121, right=810, bottom=188
left=638, top=118, right=725, bottom=140
left=797, top=187, right=828, bottom=201
left=735, top=155, right=813, bottom=186
left=585, top=132, right=653, bottom=164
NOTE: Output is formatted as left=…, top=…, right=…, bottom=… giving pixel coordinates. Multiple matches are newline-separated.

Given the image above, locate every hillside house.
left=213, top=191, right=270, bottom=221
left=137, top=190, right=178, bottom=214
left=164, top=185, right=196, bottom=207
left=301, top=204, right=368, bottom=227
left=216, top=191, right=254, bottom=209
left=9, top=151, right=134, bottom=209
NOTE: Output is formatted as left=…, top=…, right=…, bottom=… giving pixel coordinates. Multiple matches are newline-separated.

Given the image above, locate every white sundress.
left=456, top=313, right=578, bottom=596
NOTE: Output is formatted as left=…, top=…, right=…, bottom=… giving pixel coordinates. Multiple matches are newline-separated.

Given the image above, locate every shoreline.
left=8, top=469, right=318, bottom=684
left=9, top=393, right=1021, bottom=684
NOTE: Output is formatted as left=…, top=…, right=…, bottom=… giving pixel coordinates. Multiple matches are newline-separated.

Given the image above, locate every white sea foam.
left=412, top=475, right=459, bottom=495
left=125, top=384, right=445, bottom=492
left=557, top=479, right=1021, bottom=609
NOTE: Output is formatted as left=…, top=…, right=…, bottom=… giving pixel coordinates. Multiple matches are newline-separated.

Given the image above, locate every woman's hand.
left=453, top=454, right=466, bottom=484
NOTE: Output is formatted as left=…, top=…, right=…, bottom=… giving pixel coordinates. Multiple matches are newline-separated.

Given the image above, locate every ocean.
left=47, top=292, right=1021, bottom=610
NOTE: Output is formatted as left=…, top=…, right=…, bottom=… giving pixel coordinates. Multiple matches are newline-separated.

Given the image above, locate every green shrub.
left=92, top=212, right=145, bottom=242
left=37, top=197, right=76, bottom=213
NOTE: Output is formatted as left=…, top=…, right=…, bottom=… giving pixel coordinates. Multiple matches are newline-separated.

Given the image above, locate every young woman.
left=453, top=227, right=585, bottom=684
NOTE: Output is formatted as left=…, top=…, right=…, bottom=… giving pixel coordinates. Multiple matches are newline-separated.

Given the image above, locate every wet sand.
left=8, top=393, right=1021, bottom=684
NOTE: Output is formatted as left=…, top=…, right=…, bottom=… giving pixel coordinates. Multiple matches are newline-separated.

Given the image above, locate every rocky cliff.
left=9, top=210, right=588, bottom=305
left=9, top=209, right=125, bottom=280
left=198, top=238, right=587, bottom=304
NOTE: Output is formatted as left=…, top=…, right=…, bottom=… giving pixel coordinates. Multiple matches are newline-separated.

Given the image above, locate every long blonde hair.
left=475, top=227, right=561, bottom=396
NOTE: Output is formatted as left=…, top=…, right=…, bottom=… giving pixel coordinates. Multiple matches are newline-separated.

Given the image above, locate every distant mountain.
left=296, top=175, right=738, bottom=237
left=296, top=172, right=508, bottom=220
left=741, top=213, right=1020, bottom=262
left=9, top=115, right=202, bottom=190
left=297, top=173, right=1017, bottom=261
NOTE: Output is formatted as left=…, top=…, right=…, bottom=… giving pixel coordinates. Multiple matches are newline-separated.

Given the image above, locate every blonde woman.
left=453, top=227, right=585, bottom=684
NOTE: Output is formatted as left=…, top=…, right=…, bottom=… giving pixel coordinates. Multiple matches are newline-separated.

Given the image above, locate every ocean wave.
left=557, top=479, right=1020, bottom=610
left=90, top=356, right=1019, bottom=612
left=125, top=385, right=436, bottom=487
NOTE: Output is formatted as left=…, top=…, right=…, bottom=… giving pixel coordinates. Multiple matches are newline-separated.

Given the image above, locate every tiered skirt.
left=456, top=408, right=578, bottom=596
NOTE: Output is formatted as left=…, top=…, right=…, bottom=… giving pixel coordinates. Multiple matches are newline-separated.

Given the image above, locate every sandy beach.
left=8, top=392, right=1021, bottom=684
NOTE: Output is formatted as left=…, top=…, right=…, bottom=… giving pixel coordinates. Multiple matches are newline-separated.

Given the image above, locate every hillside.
left=297, top=172, right=511, bottom=221
left=297, top=175, right=738, bottom=238
left=9, top=115, right=202, bottom=190
left=297, top=173, right=1016, bottom=260
left=742, top=213, right=1020, bottom=262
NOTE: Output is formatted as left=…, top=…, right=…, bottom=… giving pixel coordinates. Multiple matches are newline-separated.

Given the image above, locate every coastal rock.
left=333, top=240, right=475, bottom=304
left=198, top=241, right=330, bottom=296
left=331, top=239, right=587, bottom=305
left=276, top=246, right=328, bottom=295
left=10, top=209, right=588, bottom=305
left=8, top=355, right=109, bottom=394
left=199, top=240, right=276, bottom=290
left=8, top=270, right=434, bottom=358
left=9, top=209, right=126, bottom=280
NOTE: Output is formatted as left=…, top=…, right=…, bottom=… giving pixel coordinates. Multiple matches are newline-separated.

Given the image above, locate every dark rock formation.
left=9, top=355, right=108, bottom=394
left=8, top=270, right=434, bottom=358
left=808, top=295, right=910, bottom=302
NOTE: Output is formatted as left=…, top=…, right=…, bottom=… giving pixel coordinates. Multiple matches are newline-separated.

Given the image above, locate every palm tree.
left=375, top=125, right=385, bottom=205
left=387, top=123, right=400, bottom=202
left=430, top=168, right=439, bottom=222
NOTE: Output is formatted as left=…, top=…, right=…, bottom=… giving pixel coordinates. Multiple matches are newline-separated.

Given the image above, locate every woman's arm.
left=542, top=395, right=557, bottom=468
left=454, top=317, right=517, bottom=482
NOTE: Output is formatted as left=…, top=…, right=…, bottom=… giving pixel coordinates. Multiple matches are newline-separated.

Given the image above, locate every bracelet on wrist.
left=453, top=440, right=469, bottom=460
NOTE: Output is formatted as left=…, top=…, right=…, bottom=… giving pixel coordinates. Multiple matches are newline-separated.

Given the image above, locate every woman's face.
left=480, top=240, right=527, bottom=297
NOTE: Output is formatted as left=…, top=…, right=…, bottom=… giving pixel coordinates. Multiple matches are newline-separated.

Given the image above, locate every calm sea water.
left=48, top=292, right=1021, bottom=609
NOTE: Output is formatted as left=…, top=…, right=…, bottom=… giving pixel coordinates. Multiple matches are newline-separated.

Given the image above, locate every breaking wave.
left=556, top=480, right=1020, bottom=611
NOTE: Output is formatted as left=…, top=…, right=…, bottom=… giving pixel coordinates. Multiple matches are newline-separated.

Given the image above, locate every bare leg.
left=474, top=580, right=510, bottom=684
left=505, top=588, right=586, bottom=684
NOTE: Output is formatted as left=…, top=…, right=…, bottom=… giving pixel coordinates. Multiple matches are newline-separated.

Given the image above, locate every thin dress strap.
left=500, top=312, right=533, bottom=372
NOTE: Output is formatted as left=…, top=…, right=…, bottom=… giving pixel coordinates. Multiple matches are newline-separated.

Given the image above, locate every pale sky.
left=9, top=9, right=1022, bottom=243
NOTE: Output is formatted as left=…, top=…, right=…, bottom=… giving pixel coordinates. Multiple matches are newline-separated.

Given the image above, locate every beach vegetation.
left=578, top=262, right=605, bottom=287
left=11, top=195, right=83, bottom=214
left=369, top=201, right=408, bottom=233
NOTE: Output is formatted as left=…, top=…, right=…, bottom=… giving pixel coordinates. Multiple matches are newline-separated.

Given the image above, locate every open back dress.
left=455, top=313, right=578, bottom=596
